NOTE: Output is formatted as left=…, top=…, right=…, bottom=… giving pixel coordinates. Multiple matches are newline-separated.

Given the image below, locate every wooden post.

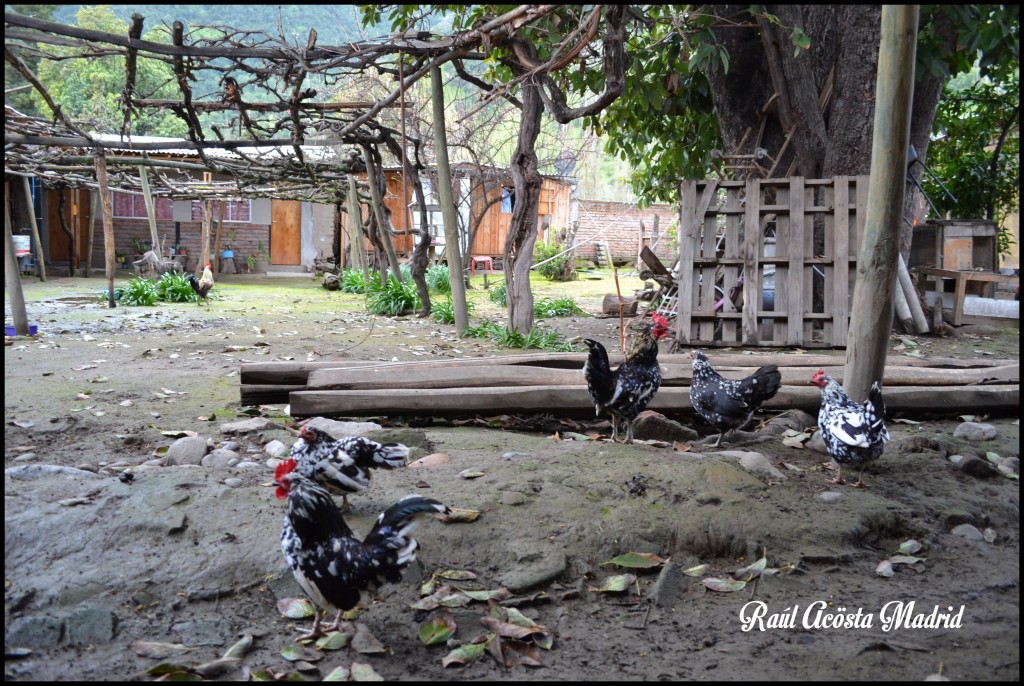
left=139, top=164, right=160, bottom=253
left=430, top=63, right=468, bottom=334
left=212, top=201, right=225, bottom=275
left=21, top=177, right=47, bottom=281
left=346, top=174, right=369, bottom=284
left=362, top=146, right=403, bottom=283
left=844, top=6, right=919, bottom=399
left=94, top=152, right=117, bottom=307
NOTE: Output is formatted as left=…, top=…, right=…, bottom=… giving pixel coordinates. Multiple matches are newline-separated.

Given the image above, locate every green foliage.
left=533, top=296, right=584, bottom=318
left=463, top=320, right=575, bottom=351
left=117, top=276, right=159, bottom=306
left=366, top=273, right=420, bottom=316
left=426, top=263, right=452, bottom=294
left=430, top=297, right=475, bottom=325
left=534, top=240, right=577, bottom=282
left=156, top=272, right=201, bottom=303
left=33, top=6, right=185, bottom=135
left=925, top=61, right=1019, bottom=255
left=488, top=282, right=507, bottom=307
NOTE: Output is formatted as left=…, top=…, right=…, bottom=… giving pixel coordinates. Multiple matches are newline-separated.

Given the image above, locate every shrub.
left=488, top=282, right=508, bottom=307
left=340, top=268, right=367, bottom=294
left=534, top=295, right=584, bottom=318
left=426, top=264, right=452, bottom=294
left=366, top=273, right=420, bottom=315
left=430, top=297, right=475, bottom=325
left=118, top=276, right=159, bottom=306
left=156, top=271, right=200, bottom=303
left=462, top=320, right=574, bottom=351
left=534, top=240, right=576, bottom=282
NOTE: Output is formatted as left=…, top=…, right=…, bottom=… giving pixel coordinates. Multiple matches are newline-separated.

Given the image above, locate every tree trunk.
left=56, top=188, right=75, bottom=277
left=505, top=74, right=544, bottom=334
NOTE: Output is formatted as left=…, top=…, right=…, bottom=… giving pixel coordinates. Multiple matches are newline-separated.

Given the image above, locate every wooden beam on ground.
left=288, top=384, right=1020, bottom=419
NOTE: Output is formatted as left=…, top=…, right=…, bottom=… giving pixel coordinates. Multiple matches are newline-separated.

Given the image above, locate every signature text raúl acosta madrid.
left=739, top=600, right=965, bottom=632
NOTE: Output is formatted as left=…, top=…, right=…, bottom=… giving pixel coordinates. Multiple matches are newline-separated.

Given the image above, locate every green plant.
left=246, top=255, right=257, bottom=272
left=534, top=295, right=585, bottom=318
left=156, top=271, right=200, bottom=303
left=488, top=282, right=508, bottom=307
left=426, top=263, right=452, bottom=294
left=118, top=276, right=159, bottom=306
left=340, top=268, right=367, bottom=293
left=462, top=320, right=574, bottom=351
left=430, top=297, right=475, bottom=325
left=534, top=240, right=577, bottom=282
left=131, top=238, right=146, bottom=254
left=366, top=273, right=420, bottom=315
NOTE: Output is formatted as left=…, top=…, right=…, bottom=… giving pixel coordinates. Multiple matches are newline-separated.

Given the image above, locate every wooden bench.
left=914, top=267, right=1019, bottom=326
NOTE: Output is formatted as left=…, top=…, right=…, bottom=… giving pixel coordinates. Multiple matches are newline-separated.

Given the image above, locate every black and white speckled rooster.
left=810, top=370, right=890, bottom=488
left=275, top=458, right=449, bottom=640
left=581, top=314, right=671, bottom=444
left=689, top=349, right=782, bottom=447
left=288, top=425, right=408, bottom=512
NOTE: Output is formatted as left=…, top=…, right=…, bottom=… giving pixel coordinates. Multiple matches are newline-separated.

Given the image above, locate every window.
left=200, top=199, right=251, bottom=223
left=111, top=191, right=172, bottom=220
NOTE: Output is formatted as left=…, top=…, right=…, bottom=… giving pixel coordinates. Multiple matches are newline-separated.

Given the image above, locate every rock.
left=694, top=492, right=721, bottom=506
left=761, top=410, right=817, bottom=435
left=219, top=441, right=240, bottom=452
left=65, top=608, right=117, bottom=646
left=165, top=436, right=211, bottom=466
left=5, top=464, right=101, bottom=480
left=13, top=452, right=36, bottom=462
left=223, top=478, right=243, bottom=488
left=503, top=452, right=530, bottom=460
left=713, top=450, right=786, bottom=482
left=497, top=550, right=568, bottom=594
left=5, top=616, right=63, bottom=650
left=631, top=412, right=699, bottom=442
left=301, top=416, right=382, bottom=437
left=997, top=456, right=1019, bottom=476
left=234, top=461, right=262, bottom=470
left=500, top=491, right=527, bottom=506
left=263, top=440, right=288, bottom=457
left=219, top=417, right=283, bottom=434
left=201, top=448, right=240, bottom=469
left=815, top=491, right=847, bottom=505
left=172, top=619, right=231, bottom=647
left=699, top=460, right=765, bottom=491
left=956, top=455, right=998, bottom=479
left=805, top=431, right=828, bottom=454
left=951, top=523, right=984, bottom=541
left=649, top=562, right=687, bottom=608
left=953, top=422, right=998, bottom=441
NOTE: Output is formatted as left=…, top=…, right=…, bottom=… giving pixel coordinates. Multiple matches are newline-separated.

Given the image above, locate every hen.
left=581, top=314, right=670, bottom=443
left=689, top=350, right=782, bottom=447
left=288, top=425, right=409, bottom=512
left=810, top=370, right=889, bottom=488
left=188, top=263, right=215, bottom=305
left=275, top=458, right=449, bottom=640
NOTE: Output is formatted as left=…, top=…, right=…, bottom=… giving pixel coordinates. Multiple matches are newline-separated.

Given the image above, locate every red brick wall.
left=89, top=207, right=269, bottom=272
left=573, top=199, right=678, bottom=266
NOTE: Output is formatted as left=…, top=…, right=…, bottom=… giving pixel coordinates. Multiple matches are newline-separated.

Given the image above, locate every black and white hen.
left=288, top=425, right=408, bottom=511
left=275, top=458, right=449, bottom=640
left=581, top=314, right=671, bottom=443
left=811, top=370, right=889, bottom=488
left=689, top=349, right=782, bottom=447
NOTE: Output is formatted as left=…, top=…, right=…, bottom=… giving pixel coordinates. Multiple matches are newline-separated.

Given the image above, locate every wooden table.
left=914, top=267, right=1019, bottom=325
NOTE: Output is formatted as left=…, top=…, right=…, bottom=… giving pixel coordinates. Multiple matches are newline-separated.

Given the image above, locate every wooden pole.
left=21, top=177, right=47, bottom=281
left=430, top=63, right=468, bottom=334
left=897, top=252, right=929, bottom=333
left=362, top=145, right=403, bottom=283
left=139, top=164, right=160, bottom=253
left=212, top=201, right=225, bottom=275
left=346, top=174, right=369, bottom=284
left=843, top=5, right=919, bottom=400
left=94, top=152, right=117, bottom=307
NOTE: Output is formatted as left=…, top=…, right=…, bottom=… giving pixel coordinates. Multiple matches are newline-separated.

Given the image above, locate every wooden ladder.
left=598, top=240, right=613, bottom=268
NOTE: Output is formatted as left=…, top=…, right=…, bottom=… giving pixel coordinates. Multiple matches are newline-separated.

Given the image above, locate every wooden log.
left=303, top=361, right=1018, bottom=391
left=240, top=384, right=308, bottom=405
left=602, top=294, right=638, bottom=316
left=288, top=384, right=1020, bottom=419
left=242, top=353, right=1015, bottom=386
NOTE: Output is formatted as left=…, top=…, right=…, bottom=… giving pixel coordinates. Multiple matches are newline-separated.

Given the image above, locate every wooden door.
left=47, top=188, right=90, bottom=265
left=270, top=200, right=301, bottom=265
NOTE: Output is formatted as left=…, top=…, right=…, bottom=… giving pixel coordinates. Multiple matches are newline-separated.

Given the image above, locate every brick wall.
left=89, top=209, right=270, bottom=273
left=573, top=199, right=678, bottom=266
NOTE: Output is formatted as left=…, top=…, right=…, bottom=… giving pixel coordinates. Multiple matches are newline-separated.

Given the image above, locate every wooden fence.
left=672, top=176, right=869, bottom=348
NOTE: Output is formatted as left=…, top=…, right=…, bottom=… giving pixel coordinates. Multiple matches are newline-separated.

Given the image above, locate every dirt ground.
left=4, top=270, right=1020, bottom=682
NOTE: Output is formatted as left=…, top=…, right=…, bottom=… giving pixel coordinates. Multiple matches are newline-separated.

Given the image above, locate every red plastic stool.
left=470, top=256, right=494, bottom=275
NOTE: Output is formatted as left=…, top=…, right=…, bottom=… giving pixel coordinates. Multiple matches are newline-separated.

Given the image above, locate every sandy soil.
left=4, top=271, right=1020, bottom=682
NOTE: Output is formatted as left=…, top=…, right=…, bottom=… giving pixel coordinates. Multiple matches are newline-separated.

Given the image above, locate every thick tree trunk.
left=505, top=75, right=544, bottom=334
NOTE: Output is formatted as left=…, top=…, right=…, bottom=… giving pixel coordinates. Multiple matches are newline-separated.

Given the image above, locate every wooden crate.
left=674, top=176, right=867, bottom=348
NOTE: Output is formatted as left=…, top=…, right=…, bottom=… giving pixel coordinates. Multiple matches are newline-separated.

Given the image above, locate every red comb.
left=274, top=458, right=297, bottom=499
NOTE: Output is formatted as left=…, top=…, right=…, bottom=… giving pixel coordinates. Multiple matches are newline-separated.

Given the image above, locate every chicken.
left=188, top=263, right=215, bottom=305
left=581, top=314, right=670, bottom=444
left=810, top=370, right=890, bottom=488
left=288, top=425, right=409, bottom=512
left=275, top=458, right=449, bottom=640
left=689, top=349, right=782, bottom=447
